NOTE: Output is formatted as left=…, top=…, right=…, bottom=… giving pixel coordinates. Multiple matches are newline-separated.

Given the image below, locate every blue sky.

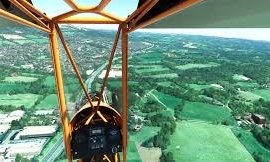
left=32, top=0, right=139, bottom=18
left=31, top=1, right=270, bottom=41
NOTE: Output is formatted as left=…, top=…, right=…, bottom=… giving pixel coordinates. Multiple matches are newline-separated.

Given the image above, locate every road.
left=1, top=130, right=19, bottom=144
left=41, top=137, right=63, bottom=162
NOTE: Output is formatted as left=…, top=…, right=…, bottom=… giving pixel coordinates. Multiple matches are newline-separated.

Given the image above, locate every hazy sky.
left=31, top=1, right=270, bottom=41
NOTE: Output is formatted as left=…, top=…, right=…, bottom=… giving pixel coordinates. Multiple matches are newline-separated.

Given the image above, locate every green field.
left=167, top=121, right=255, bottom=162
left=238, top=91, right=262, bottom=101
left=148, top=73, right=178, bottom=78
left=235, top=82, right=259, bottom=89
left=189, top=84, right=211, bottom=90
left=137, top=52, right=164, bottom=63
left=135, top=67, right=170, bottom=74
left=150, top=90, right=181, bottom=110
left=0, top=83, right=27, bottom=92
left=176, top=63, right=219, bottom=70
left=0, top=94, right=41, bottom=109
left=108, top=80, right=138, bottom=89
left=44, top=76, right=79, bottom=93
left=4, top=76, right=38, bottom=82
left=44, top=76, right=57, bottom=87
left=107, top=80, right=121, bottom=89
left=21, top=73, right=43, bottom=77
left=232, top=128, right=270, bottom=162
left=134, top=65, right=163, bottom=68
left=180, top=102, right=236, bottom=124
left=253, top=89, right=270, bottom=101
left=35, top=94, right=58, bottom=109
left=36, top=94, right=72, bottom=109
left=128, top=126, right=160, bottom=162
left=128, top=141, right=142, bottom=162
left=157, top=82, right=173, bottom=87
left=130, top=126, right=160, bottom=143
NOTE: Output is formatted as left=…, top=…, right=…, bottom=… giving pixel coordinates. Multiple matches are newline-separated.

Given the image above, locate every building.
left=0, top=124, right=11, bottom=135
left=0, top=114, right=8, bottom=124
left=15, top=125, right=58, bottom=140
left=35, top=110, right=55, bottom=115
left=99, top=69, right=122, bottom=79
left=252, top=114, right=266, bottom=125
left=0, top=110, right=24, bottom=124
left=3, top=139, right=47, bottom=160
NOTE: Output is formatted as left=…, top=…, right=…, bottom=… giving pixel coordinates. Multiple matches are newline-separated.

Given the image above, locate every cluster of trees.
left=251, top=125, right=270, bottom=149
left=142, top=113, right=176, bottom=161
left=174, top=100, right=185, bottom=120
left=253, top=99, right=270, bottom=120
left=202, top=86, right=236, bottom=104
left=156, top=85, right=199, bottom=102
left=140, top=98, right=164, bottom=113
left=15, top=154, right=38, bottom=162
left=229, top=99, right=253, bottom=116
left=253, top=152, right=265, bottom=162
left=11, top=114, right=29, bottom=129
left=160, top=151, right=175, bottom=162
left=0, top=105, right=25, bottom=112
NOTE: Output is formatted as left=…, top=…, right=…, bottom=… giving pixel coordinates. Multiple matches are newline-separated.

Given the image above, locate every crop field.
left=150, top=90, right=181, bottom=110
left=134, top=65, right=170, bottom=74
left=138, top=60, right=162, bottom=64
left=135, top=53, right=164, bottom=64
left=0, top=83, right=27, bottom=92
left=35, top=94, right=58, bottom=109
left=232, top=128, right=270, bottom=162
left=130, top=126, right=160, bottom=143
left=253, top=89, right=270, bottom=101
left=21, top=73, right=43, bottom=77
left=4, top=76, right=38, bottom=82
left=0, top=94, right=41, bottom=109
left=238, top=91, right=262, bottom=101
left=107, top=80, right=138, bottom=89
left=35, top=94, right=71, bottom=109
left=44, top=76, right=55, bottom=87
left=180, top=102, right=236, bottom=124
left=135, top=68, right=170, bottom=74
left=147, top=73, right=178, bottom=78
left=45, top=76, right=78, bottom=88
left=235, top=82, right=259, bottom=89
left=167, top=121, right=255, bottom=162
left=157, top=81, right=173, bottom=87
left=133, top=65, right=164, bottom=69
left=176, top=63, right=219, bottom=70
left=188, top=84, right=211, bottom=90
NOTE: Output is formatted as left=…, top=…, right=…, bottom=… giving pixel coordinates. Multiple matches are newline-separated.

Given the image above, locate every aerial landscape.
left=0, top=21, right=270, bottom=162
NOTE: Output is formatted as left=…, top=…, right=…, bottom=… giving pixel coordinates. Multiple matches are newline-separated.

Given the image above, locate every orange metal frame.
left=0, top=0, right=202, bottom=161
